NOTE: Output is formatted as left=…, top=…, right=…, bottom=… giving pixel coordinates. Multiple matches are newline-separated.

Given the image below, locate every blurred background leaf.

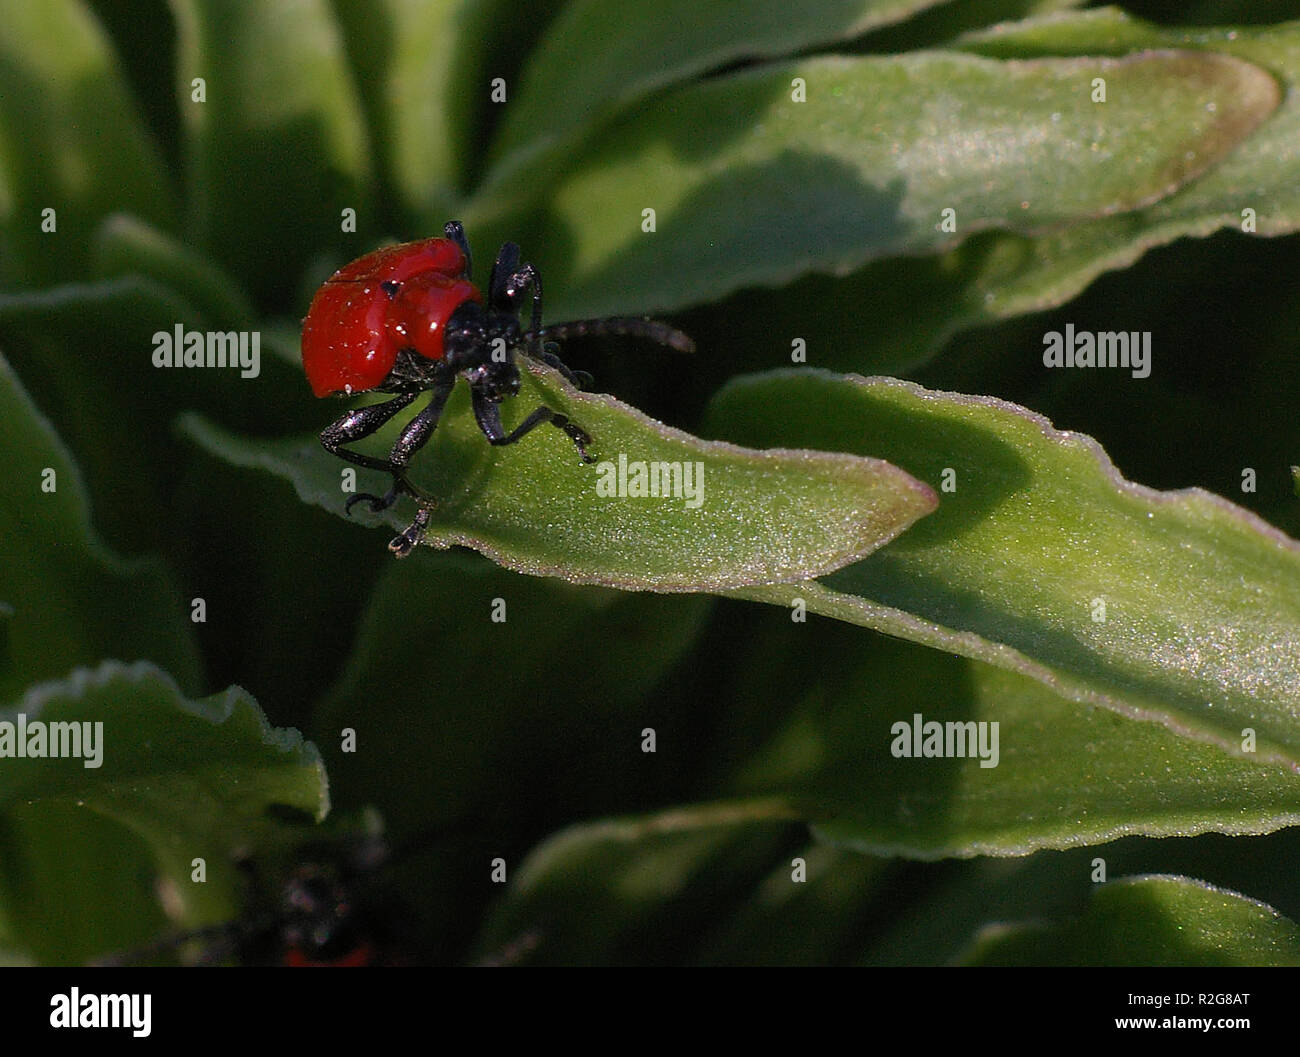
left=0, top=662, right=327, bottom=965
left=0, top=352, right=200, bottom=698
left=0, top=0, right=174, bottom=286
left=960, top=875, right=1300, bottom=966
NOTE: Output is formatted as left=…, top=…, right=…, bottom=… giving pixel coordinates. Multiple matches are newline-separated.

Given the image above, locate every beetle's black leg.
left=526, top=342, right=593, bottom=389
left=488, top=243, right=545, bottom=356
left=320, top=392, right=419, bottom=478
left=323, top=407, right=412, bottom=516
left=345, top=381, right=456, bottom=515
left=504, top=264, right=543, bottom=357
left=470, top=387, right=594, bottom=463
left=488, top=242, right=521, bottom=311
left=444, top=220, right=472, bottom=279
left=389, top=380, right=454, bottom=471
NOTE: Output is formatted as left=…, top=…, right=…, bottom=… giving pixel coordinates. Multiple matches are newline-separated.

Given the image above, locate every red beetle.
left=302, top=221, right=693, bottom=556
left=92, top=831, right=408, bottom=967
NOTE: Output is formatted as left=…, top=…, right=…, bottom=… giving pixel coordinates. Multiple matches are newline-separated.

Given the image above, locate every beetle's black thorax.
left=444, top=299, right=521, bottom=369
left=444, top=299, right=523, bottom=401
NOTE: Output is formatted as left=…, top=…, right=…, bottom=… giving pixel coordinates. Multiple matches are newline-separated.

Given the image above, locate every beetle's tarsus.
left=549, top=414, right=594, bottom=462
left=389, top=505, right=434, bottom=558
left=344, top=473, right=426, bottom=517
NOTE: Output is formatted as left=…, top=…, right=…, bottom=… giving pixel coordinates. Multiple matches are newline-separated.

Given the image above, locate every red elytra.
left=301, top=237, right=483, bottom=397
left=283, top=940, right=377, bottom=968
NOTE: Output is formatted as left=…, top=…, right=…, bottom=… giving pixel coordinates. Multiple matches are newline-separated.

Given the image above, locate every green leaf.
left=855, top=0, right=1087, bottom=52
left=509, top=49, right=1277, bottom=320
left=169, top=0, right=372, bottom=301
left=314, top=550, right=710, bottom=838
left=0, top=949, right=34, bottom=967
left=311, top=550, right=711, bottom=952
left=958, top=11, right=1300, bottom=239
left=706, top=371, right=1300, bottom=767
left=181, top=363, right=937, bottom=590
left=724, top=629, right=1300, bottom=858
left=479, top=0, right=948, bottom=204
left=0, top=806, right=173, bottom=967
left=170, top=423, right=386, bottom=730
left=0, top=275, right=323, bottom=552
left=474, top=800, right=807, bottom=965
left=0, top=352, right=200, bottom=699
left=331, top=0, right=463, bottom=225
left=855, top=11, right=1300, bottom=371
left=332, top=0, right=566, bottom=226
left=91, top=213, right=256, bottom=329
left=0, top=661, right=328, bottom=964
left=812, top=12, right=1300, bottom=377
left=691, top=840, right=889, bottom=967
left=854, top=832, right=1300, bottom=965
left=961, top=875, right=1300, bottom=966
left=0, top=0, right=174, bottom=284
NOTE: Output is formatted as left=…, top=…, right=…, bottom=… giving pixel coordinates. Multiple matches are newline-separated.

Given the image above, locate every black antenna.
left=531, top=317, right=695, bottom=354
